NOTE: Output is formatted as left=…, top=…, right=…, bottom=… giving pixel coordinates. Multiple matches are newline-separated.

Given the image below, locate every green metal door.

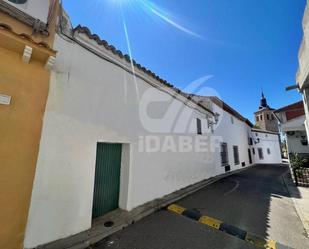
left=92, top=143, right=122, bottom=219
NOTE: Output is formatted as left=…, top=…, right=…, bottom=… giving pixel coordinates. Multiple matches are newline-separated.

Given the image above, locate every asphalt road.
left=91, top=165, right=309, bottom=249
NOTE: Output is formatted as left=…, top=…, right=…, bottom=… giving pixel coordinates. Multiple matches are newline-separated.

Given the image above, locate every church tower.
left=254, top=92, right=279, bottom=132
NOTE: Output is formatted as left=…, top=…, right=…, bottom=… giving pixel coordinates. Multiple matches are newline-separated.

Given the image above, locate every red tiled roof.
left=0, top=23, right=54, bottom=51
left=251, top=128, right=279, bottom=135
left=209, top=96, right=254, bottom=127
left=74, top=25, right=175, bottom=88
left=186, top=94, right=254, bottom=127
left=275, top=101, right=303, bottom=113
left=275, top=101, right=304, bottom=121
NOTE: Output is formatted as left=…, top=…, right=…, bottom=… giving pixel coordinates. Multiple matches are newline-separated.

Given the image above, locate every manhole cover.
left=104, top=221, right=114, bottom=227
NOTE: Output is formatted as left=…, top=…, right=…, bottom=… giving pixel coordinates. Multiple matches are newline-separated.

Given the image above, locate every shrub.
left=290, top=153, right=307, bottom=169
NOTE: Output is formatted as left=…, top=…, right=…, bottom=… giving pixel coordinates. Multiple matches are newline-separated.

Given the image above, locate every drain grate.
left=104, top=221, right=114, bottom=228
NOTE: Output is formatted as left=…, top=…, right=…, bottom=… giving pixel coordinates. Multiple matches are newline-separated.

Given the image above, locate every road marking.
left=167, top=204, right=293, bottom=249
left=223, top=180, right=240, bottom=196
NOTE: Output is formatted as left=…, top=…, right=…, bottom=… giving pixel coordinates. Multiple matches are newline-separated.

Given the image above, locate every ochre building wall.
left=0, top=2, right=58, bottom=248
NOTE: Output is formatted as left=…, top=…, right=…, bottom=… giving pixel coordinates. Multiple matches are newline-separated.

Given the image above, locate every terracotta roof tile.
left=251, top=128, right=279, bottom=135
left=0, top=23, right=55, bottom=52
left=275, top=101, right=304, bottom=113
left=73, top=25, right=176, bottom=88
left=187, top=94, right=254, bottom=127
left=208, top=96, right=254, bottom=127
left=73, top=26, right=256, bottom=126
left=73, top=25, right=214, bottom=115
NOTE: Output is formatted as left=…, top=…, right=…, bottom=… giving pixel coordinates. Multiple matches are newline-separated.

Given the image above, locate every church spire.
left=259, top=91, right=268, bottom=109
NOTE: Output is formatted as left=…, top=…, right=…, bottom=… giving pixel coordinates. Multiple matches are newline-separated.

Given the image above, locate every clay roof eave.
left=274, top=101, right=304, bottom=114
left=251, top=128, right=279, bottom=135
left=72, top=25, right=215, bottom=116
left=0, top=23, right=56, bottom=60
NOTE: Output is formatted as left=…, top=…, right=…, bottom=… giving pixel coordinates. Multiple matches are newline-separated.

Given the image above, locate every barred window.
left=258, top=148, right=264, bottom=160
left=233, top=146, right=240, bottom=165
left=197, top=118, right=202, bottom=135
left=221, top=143, right=229, bottom=166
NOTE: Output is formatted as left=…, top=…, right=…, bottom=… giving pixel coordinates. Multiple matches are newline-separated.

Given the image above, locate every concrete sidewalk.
left=283, top=172, right=309, bottom=237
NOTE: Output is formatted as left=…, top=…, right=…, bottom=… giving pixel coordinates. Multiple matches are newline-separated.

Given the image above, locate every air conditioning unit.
left=3, top=0, right=50, bottom=23
left=287, top=131, right=295, bottom=136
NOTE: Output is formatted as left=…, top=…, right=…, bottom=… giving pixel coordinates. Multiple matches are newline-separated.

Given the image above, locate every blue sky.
left=63, top=0, right=306, bottom=122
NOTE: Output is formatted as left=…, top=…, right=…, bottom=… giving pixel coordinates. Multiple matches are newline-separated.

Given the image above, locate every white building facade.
left=250, top=129, right=282, bottom=164
left=297, top=1, right=309, bottom=137
left=275, top=101, right=309, bottom=158
left=24, top=9, right=282, bottom=249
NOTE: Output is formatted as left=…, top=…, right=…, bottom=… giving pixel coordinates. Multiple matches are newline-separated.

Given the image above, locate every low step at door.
left=92, top=143, right=122, bottom=219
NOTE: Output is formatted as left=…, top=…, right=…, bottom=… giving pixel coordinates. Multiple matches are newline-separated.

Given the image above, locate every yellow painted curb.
left=245, top=233, right=276, bottom=249
left=167, top=204, right=186, bottom=215
left=167, top=204, right=288, bottom=249
left=265, top=240, right=277, bottom=249
left=199, top=215, right=222, bottom=230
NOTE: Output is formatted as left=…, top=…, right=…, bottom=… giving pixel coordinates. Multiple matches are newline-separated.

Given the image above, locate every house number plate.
left=0, top=94, right=11, bottom=105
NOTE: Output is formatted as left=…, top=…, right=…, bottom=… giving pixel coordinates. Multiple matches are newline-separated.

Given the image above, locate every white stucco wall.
left=297, top=2, right=309, bottom=139
left=302, top=88, right=309, bottom=137
left=281, top=115, right=306, bottom=132
left=298, top=2, right=309, bottom=90
left=212, top=103, right=252, bottom=174
left=250, top=131, right=282, bottom=164
left=24, top=34, right=216, bottom=248
left=277, top=115, right=309, bottom=155
left=4, top=0, right=50, bottom=22
left=24, top=33, right=282, bottom=248
left=286, top=131, right=309, bottom=154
